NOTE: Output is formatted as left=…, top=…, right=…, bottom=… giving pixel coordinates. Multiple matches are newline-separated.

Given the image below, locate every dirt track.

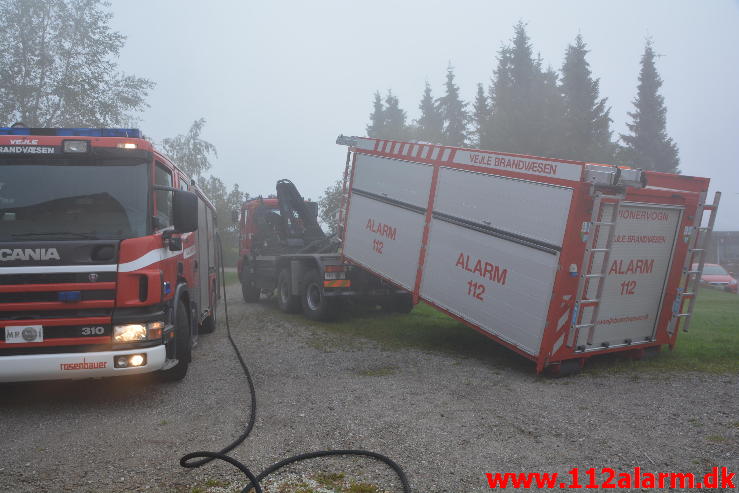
left=0, top=285, right=737, bottom=492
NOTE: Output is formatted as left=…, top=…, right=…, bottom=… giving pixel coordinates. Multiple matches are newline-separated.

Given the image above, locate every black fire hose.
left=179, top=234, right=411, bottom=493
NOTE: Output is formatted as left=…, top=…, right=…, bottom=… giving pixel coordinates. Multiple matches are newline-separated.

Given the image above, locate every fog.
left=111, top=0, right=739, bottom=230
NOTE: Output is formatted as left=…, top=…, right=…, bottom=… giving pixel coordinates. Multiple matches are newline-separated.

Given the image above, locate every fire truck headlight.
left=113, top=324, right=147, bottom=343
left=129, top=354, right=145, bottom=367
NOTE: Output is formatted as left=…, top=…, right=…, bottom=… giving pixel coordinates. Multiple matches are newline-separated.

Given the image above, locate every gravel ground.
left=1, top=285, right=737, bottom=493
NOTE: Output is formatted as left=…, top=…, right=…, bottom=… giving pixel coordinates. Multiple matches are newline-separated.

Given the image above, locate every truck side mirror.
left=231, top=209, right=240, bottom=223
left=172, top=190, right=199, bottom=233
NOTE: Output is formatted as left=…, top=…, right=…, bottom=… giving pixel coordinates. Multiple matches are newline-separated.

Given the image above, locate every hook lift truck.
left=236, top=179, right=412, bottom=320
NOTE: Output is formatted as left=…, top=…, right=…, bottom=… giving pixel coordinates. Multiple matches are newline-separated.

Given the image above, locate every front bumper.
left=0, top=344, right=166, bottom=382
left=705, top=281, right=738, bottom=293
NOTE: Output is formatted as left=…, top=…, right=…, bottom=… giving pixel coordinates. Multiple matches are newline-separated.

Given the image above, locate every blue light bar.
left=0, top=128, right=142, bottom=138
left=0, top=128, right=30, bottom=135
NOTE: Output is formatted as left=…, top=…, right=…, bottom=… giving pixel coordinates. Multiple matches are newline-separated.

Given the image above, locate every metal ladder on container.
left=670, top=191, right=721, bottom=334
left=569, top=190, right=625, bottom=349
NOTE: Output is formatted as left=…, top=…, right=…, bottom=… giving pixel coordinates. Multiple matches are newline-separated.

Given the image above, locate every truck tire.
left=199, top=285, right=217, bottom=334
left=301, top=269, right=334, bottom=321
left=160, top=301, right=191, bottom=381
left=241, top=266, right=260, bottom=303
left=200, top=312, right=216, bottom=333
left=277, top=268, right=301, bottom=313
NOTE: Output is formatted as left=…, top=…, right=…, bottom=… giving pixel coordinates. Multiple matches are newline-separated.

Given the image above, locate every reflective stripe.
left=0, top=264, right=117, bottom=275
left=184, top=245, right=197, bottom=259
left=0, top=246, right=185, bottom=275
left=323, top=280, right=351, bottom=288
left=118, top=248, right=181, bottom=273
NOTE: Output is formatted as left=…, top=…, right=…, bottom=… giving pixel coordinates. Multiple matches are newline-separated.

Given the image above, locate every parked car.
left=694, top=263, right=738, bottom=293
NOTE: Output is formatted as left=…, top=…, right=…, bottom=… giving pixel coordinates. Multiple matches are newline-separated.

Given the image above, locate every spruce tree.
left=620, top=40, right=680, bottom=173
left=537, top=64, right=567, bottom=158
left=471, top=83, right=490, bottom=148
left=486, top=22, right=564, bottom=157
left=437, top=64, right=468, bottom=146
left=415, top=81, right=443, bottom=143
left=383, top=90, right=407, bottom=140
left=560, top=34, right=615, bottom=163
left=482, top=46, right=512, bottom=150
left=366, top=91, right=385, bottom=138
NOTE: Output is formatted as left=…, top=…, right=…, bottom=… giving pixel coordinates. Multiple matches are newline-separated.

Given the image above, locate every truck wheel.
left=199, top=287, right=217, bottom=334
left=383, top=293, right=414, bottom=314
left=200, top=312, right=216, bottom=333
left=301, top=269, right=334, bottom=321
left=160, top=301, right=191, bottom=381
left=241, top=267, right=260, bottom=303
left=277, top=268, right=301, bottom=313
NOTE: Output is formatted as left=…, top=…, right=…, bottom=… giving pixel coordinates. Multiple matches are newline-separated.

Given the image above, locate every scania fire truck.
left=0, top=127, right=219, bottom=382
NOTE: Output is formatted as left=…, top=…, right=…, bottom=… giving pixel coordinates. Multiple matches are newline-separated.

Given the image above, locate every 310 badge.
left=80, top=326, right=105, bottom=336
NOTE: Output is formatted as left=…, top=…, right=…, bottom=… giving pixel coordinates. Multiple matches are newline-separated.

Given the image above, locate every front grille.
left=0, top=290, right=115, bottom=304
left=0, top=308, right=112, bottom=321
left=0, top=272, right=117, bottom=285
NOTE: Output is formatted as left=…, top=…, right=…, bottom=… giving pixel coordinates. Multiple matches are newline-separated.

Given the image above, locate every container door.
left=343, top=154, right=433, bottom=290
left=420, top=167, right=574, bottom=356
left=577, top=202, right=683, bottom=349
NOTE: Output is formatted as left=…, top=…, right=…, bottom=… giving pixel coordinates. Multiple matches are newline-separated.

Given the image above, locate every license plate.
left=4, top=325, right=44, bottom=344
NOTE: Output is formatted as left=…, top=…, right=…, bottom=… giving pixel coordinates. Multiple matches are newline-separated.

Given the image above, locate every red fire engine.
left=0, top=127, right=219, bottom=382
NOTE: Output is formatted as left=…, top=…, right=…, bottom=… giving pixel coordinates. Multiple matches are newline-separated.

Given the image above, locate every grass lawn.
left=302, top=287, right=738, bottom=374
left=222, top=270, right=239, bottom=286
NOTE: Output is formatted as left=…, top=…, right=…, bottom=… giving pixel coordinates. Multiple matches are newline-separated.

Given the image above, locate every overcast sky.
left=111, top=0, right=739, bottom=230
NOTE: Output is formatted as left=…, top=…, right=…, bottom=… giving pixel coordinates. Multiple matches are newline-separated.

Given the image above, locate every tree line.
left=366, top=22, right=680, bottom=174
left=0, top=0, right=245, bottom=262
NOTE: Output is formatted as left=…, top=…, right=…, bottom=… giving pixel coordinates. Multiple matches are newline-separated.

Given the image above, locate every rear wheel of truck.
left=277, top=268, right=301, bottom=313
left=301, top=269, right=334, bottom=321
left=160, top=301, right=191, bottom=381
left=241, top=267, right=260, bottom=303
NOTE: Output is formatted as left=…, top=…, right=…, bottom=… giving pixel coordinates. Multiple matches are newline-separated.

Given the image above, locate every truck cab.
left=0, top=127, right=219, bottom=382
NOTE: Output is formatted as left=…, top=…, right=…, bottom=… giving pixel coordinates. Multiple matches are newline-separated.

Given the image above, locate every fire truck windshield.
left=0, top=161, right=148, bottom=241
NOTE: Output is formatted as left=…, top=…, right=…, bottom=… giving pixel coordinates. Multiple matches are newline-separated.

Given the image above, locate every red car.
left=695, top=263, right=738, bottom=293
